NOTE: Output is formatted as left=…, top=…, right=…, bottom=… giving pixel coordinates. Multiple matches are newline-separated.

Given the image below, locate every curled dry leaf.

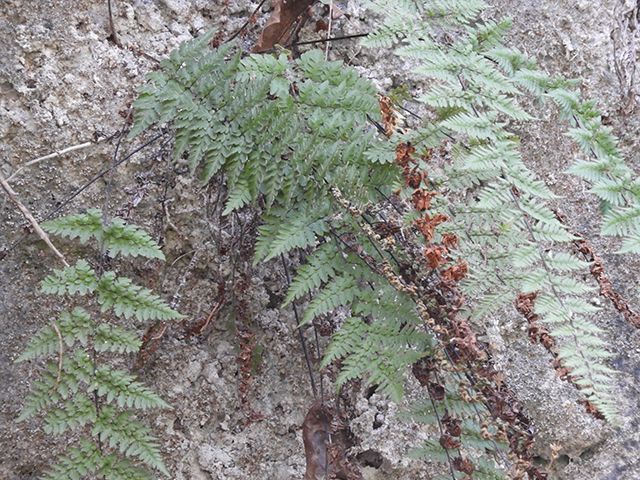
left=439, top=433, right=462, bottom=450
left=441, top=233, right=459, bottom=250
left=414, top=213, right=449, bottom=243
left=412, top=189, right=440, bottom=211
left=423, top=245, right=449, bottom=269
left=441, top=260, right=468, bottom=283
left=302, top=400, right=331, bottom=480
left=452, top=456, right=475, bottom=475
left=428, top=382, right=446, bottom=401
left=393, top=142, right=417, bottom=166
left=302, top=399, right=362, bottom=480
left=252, top=0, right=315, bottom=52
left=442, top=412, right=462, bottom=437
left=373, top=220, right=401, bottom=239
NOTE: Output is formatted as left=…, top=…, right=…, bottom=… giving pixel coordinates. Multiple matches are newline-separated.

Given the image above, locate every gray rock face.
left=1, top=1, right=639, bottom=479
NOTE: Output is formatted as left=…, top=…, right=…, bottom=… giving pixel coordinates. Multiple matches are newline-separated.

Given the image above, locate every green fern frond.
left=441, top=111, right=503, bottom=140
left=323, top=316, right=429, bottom=403
left=254, top=207, right=331, bottom=264
left=43, top=394, right=96, bottom=435
left=222, top=176, right=253, bottom=216
left=566, top=158, right=628, bottom=183
left=510, top=68, right=552, bottom=96
left=301, top=275, right=360, bottom=325
left=546, top=88, right=582, bottom=120
left=284, top=242, right=343, bottom=304
left=427, top=0, right=488, bottom=23
left=485, top=45, right=534, bottom=77
left=509, top=242, right=539, bottom=268
left=517, top=197, right=564, bottom=224
left=41, top=260, right=98, bottom=296
left=408, top=438, right=451, bottom=464
left=530, top=220, right=577, bottom=243
left=483, top=93, right=533, bottom=120
left=102, top=218, right=165, bottom=259
left=90, top=366, right=171, bottom=410
left=469, top=18, right=513, bottom=49
left=472, top=458, right=507, bottom=480
left=42, top=210, right=164, bottom=259
left=589, top=178, right=635, bottom=206
left=520, top=268, right=595, bottom=294
left=353, top=282, right=422, bottom=325
left=42, top=438, right=155, bottom=480
left=93, top=408, right=169, bottom=475
left=419, top=84, right=473, bottom=110
left=15, top=308, right=93, bottom=362
left=42, top=208, right=104, bottom=244
left=94, top=324, right=143, bottom=354
left=543, top=251, right=592, bottom=272
left=617, top=235, right=640, bottom=254
left=17, top=350, right=92, bottom=421
left=97, top=272, right=185, bottom=322
left=601, top=206, right=640, bottom=236
left=534, top=294, right=601, bottom=315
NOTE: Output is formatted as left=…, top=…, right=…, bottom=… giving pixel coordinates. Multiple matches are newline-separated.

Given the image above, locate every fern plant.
left=16, top=208, right=183, bottom=479
left=128, top=31, right=519, bottom=478
left=361, top=0, right=623, bottom=421
left=125, top=1, right=639, bottom=476
left=130, top=31, right=436, bottom=403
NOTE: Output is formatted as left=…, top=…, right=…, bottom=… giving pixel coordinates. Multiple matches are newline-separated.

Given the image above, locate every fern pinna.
left=126, top=0, right=636, bottom=476
left=16, top=209, right=182, bottom=479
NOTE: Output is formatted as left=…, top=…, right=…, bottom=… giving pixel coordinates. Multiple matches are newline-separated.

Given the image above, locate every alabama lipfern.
left=130, top=34, right=397, bottom=222
left=288, top=236, right=432, bottom=402
left=129, top=34, right=429, bottom=403
left=363, top=0, right=622, bottom=422
left=16, top=209, right=182, bottom=479
left=124, top=4, right=638, bottom=477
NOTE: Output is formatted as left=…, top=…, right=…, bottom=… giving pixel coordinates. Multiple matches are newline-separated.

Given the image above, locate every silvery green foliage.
left=130, top=31, right=431, bottom=404
left=126, top=2, right=635, bottom=474
left=17, top=210, right=181, bottom=478
left=363, top=0, right=621, bottom=424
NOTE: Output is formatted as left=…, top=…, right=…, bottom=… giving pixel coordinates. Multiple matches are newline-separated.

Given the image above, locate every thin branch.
left=6, top=139, right=108, bottom=182
left=281, top=253, right=318, bottom=399
left=100, top=105, right=132, bottom=262
left=0, top=173, right=69, bottom=267
left=325, top=1, right=333, bottom=61
left=48, top=324, right=64, bottom=396
left=107, top=0, right=122, bottom=47
left=251, top=33, right=368, bottom=54
left=426, top=383, right=458, bottom=480
left=227, top=0, right=269, bottom=43
left=289, top=32, right=369, bottom=47
left=0, top=131, right=167, bottom=262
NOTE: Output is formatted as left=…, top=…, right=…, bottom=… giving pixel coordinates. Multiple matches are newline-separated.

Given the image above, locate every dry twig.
left=49, top=324, right=64, bottom=396
left=7, top=140, right=101, bottom=182
left=0, top=173, right=69, bottom=267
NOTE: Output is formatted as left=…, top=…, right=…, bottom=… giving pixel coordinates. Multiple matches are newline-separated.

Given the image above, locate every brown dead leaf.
left=302, top=400, right=331, bottom=480
left=302, top=400, right=363, bottom=480
left=414, top=213, right=449, bottom=243
left=441, top=260, right=468, bottom=283
left=452, top=456, right=475, bottom=475
left=423, top=245, right=449, bottom=269
left=439, top=433, right=462, bottom=450
left=412, top=189, right=440, bottom=211
left=252, top=0, right=315, bottom=52
left=442, top=412, right=462, bottom=437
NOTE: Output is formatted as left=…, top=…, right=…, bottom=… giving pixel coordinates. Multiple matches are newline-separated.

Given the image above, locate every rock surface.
left=1, top=0, right=639, bottom=479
